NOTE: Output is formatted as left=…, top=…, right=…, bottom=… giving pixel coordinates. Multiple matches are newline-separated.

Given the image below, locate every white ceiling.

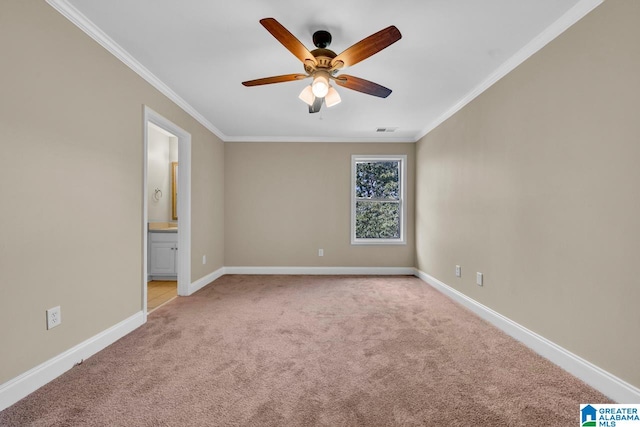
left=51, top=0, right=600, bottom=142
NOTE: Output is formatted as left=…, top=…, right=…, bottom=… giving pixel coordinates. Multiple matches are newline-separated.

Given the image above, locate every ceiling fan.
left=242, top=18, right=402, bottom=113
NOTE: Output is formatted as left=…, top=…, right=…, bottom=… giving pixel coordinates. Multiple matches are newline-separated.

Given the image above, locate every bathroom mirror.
left=171, top=162, right=178, bottom=220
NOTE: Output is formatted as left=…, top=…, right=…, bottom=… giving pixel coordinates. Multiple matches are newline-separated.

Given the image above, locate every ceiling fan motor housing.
left=312, top=30, right=332, bottom=48
left=306, top=48, right=337, bottom=74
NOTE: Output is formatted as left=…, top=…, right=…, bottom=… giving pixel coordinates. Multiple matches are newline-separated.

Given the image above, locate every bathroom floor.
left=147, top=280, right=177, bottom=312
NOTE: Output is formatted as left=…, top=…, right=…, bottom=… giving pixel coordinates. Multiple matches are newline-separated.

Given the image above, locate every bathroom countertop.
left=148, top=222, right=178, bottom=232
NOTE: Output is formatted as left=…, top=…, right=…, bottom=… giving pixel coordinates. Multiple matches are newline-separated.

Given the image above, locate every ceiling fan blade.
left=242, top=74, right=308, bottom=87
left=309, top=96, right=323, bottom=114
left=334, top=75, right=392, bottom=98
left=260, top=18, right=318, bottom=66
left=331, top=26, right=401, bottom=69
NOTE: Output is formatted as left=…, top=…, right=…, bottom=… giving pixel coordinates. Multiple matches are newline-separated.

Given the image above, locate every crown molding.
left=46, top=0, right=228, bottom=142
left=47, top=0, right=603, bottom=145
left=223, top=135, right=416, bottom=143
left=415, top=0, right=604, bottom=141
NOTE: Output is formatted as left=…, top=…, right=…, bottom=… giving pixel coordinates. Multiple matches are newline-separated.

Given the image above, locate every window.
left=351, top=155, right=406, bottom=245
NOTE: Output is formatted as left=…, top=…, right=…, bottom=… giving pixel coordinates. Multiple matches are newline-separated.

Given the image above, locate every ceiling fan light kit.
left=242, top=18, right=402, bottom=114
left=324, top=86, right=341, bottom=108
left=311, top=71, right=330, bottom=98
left=298, top=85, right=315, bottom=106
left=298, top=81, right=341, bottom=109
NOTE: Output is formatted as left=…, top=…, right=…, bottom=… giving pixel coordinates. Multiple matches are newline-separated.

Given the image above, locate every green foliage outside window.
left=355, top=161, right=401, bottom=239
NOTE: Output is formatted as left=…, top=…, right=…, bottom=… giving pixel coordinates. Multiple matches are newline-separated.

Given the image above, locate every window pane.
left=355, top=161, right=399, bottom=199
left=355, top=201, right=400, bottom=239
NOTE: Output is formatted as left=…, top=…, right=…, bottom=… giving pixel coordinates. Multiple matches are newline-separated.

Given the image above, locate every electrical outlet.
left=476, top=272, right=483, bottom=287
left=47, top=306, right=62, bottom=330
left=318, top=248, right=324, bottom=257
left=455, top=265, right=461, bottom=277
left=202, top=255, right=206, bottom=265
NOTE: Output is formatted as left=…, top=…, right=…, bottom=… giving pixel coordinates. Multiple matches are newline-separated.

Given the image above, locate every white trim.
left=45, top=0, right=226, bottom=142
left=142, top=116, right=149, bottom=320
left=415, top=269, right=640, bottom=403
left=224, top=136, right=416, bottom=144
left=144, top=107, right=192, bottom=298
left=351, top=155, right=407, bottom=245
left=0, top=311, right=144, bottom=412
left=148, top=275, right=178, bottom=282
left=176, top=129, right=191, bottom=297
left=188, top=267, right=226, bottom=295
left=46, top=0, right=603, bottom=145
left=414, top=0, right=604, bottom=141
left=224, top=266, right=417, bottom=276
left=5, top=267, right=637, bottom=411
left=44, top=0, right=413, bottom=145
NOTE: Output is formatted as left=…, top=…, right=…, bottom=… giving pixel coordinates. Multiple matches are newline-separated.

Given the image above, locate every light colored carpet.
left=0, top=275, right=610, bottom=426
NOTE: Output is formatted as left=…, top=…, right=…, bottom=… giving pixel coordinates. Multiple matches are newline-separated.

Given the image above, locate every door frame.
left=143, top=106, right=191, bottom=319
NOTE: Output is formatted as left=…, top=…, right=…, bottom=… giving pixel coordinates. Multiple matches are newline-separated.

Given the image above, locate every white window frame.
left=351, top=154, right=407, bottom=245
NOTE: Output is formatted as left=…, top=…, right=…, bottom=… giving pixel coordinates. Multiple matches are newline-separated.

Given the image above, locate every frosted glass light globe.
left=311, top=74, right=329, bottom=98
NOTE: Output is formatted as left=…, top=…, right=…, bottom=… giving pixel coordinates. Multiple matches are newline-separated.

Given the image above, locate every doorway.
left=143, top=107, right=191, bottom=320
left=147, top=280, right=177, bottom=312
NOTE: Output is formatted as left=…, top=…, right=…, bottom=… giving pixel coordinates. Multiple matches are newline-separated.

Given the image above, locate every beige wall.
left=3, top=0, right=636, bottom=399
left=225, top=142, right=415, bottom=267
left=415, top=0, right=640, bottom=389
left=0, top=1, right=224, bottom=383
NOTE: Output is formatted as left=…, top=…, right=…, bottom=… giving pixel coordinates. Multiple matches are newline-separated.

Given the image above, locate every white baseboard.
left=0, top=266, right=410, bottom=412
left=5, top=268, right=636, bottom=413
left=0, top=311, right=144, bottom=412
left=188, top=266, right=225, bottom=295
left=224, top=266, right=417, bottom=276
left=415, top=270, right=640, bottom=403
left=149, top=275, right=177, bottom=281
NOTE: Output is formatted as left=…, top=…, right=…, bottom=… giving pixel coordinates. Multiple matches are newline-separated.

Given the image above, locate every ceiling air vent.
left=376, top=127, right=398, bottom=133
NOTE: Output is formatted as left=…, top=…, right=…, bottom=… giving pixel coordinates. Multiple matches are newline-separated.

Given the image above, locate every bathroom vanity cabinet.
left=148, top=230, right=178, bottom=278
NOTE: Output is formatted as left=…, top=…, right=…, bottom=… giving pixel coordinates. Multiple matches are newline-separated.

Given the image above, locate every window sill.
left=351, top=239, right=407, bottom=246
